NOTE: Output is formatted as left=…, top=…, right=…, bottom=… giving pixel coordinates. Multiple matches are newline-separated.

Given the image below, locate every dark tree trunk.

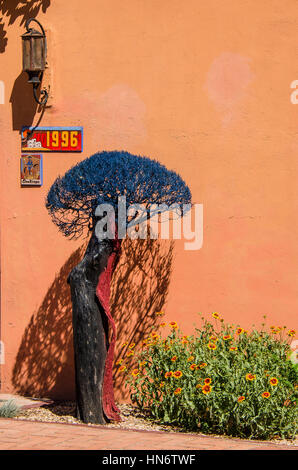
left=68, top=230, right=121, bottom=424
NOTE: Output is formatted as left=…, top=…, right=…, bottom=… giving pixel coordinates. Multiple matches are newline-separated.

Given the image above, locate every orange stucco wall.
left=0, top=0, right=297, bottom=401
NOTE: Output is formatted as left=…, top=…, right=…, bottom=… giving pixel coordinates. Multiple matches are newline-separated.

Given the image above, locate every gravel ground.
left=15, top=402, right=180, bottom=433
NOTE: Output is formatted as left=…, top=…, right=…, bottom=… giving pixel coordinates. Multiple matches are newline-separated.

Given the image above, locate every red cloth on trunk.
left=95, top=238, right=121, bottom=422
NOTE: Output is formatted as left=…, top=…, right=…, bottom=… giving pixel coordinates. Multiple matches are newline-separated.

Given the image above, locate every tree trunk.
left=68, top=230, right=121, bottom=424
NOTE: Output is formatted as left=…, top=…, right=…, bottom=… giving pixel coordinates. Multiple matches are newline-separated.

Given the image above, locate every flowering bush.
left=123, top=314, right=297, bottom=440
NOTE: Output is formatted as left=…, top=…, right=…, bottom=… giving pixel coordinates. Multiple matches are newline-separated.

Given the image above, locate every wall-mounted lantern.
left=21, top=18, right=48, bottom=106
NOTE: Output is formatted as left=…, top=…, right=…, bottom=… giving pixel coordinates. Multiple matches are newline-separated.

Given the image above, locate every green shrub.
left=0, top=400, right=21, bottom=418
left=124, top=314, right=297, bottom=440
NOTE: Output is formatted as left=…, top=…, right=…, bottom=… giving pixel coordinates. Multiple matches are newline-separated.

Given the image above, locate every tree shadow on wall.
left=11, top=244, right=86, bottom=400
left=112, top=238, right=174, bottom=399
left=12, top=238, right=174, bottom=400
left=0, top=0, right=51, bottom=53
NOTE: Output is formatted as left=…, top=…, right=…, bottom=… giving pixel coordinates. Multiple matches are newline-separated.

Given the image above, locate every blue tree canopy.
left=46, top=151, right=192, bottom=239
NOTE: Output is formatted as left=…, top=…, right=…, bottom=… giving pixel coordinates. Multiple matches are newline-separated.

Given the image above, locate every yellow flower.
left=169, top=321, right=178, bottom=329
left=288, top=329, right=296, bottom=337
left=209, top=335, right=218, bottom=342
left=237, top=396, right=245, bottom=402
left=202, top=384, right=212, bottom=394
left=126, top=350, right=134, bottom=357
left=189, top=364, right=197, bottom=371
left=156, top=311, right=165, bottom=316
left=139, top=361, right=147, bottom=367
left=262, top=391, right=271, bottom=399
left=160, top=381, right=165, bottom=388
left=150, top=333, right=160, bottom=340
left=223, top=334, right=232, bottom=341
left=212, top=312, right=220, bottom=319
left=174, top=387, right=182, bottom=395
left=121, top=342, right=128, bottom=348
left=160, top=322, right=167, bottom=327
left=236, top=328, right=244, bottom=335
left=269, top=377, right=278, bottom=386
left=171, top=356, right=178, bottom=362
left=204, top=378, right=211, bottom=385
left=116, top=359, right=123, bottom=365
left=208, top=342, right=217, bottom=350
left=165, top=371, right=173, bottom=378
left=173, top=370, right=183, bottom=378
left=245, top=373, right=256, bottom=381
left=132, top=369, right=140, bottom=377
left=128, top=343, right=135, bottom=349
left=187, top=356, right=195, bottom=362
left=118, top=365, right=126, bottom=372
left=199, top=362, right=207, bottom=368
left=230, top=346, right=238, bottom=352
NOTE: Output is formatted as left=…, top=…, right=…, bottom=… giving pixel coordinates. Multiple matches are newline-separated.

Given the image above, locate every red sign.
left=21, top=127, right=83, bottom=152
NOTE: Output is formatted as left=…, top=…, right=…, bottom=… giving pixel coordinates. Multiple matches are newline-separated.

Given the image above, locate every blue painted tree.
left=46, top=150, right=192, bottom=424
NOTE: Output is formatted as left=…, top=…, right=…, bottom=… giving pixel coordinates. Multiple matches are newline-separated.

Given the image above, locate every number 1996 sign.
left=21, top=126, right=83, bottom=152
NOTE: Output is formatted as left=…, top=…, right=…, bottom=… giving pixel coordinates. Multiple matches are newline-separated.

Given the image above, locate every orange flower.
left=169, top=321, right=178, bottom=329
left=196, top=383, right=202, bottom=389
left=173, top=370, right=183, bottom=378
left=150, top=331, right=159, bottom=339
left=223, top=334, right=232, bottom=340
left=262, top=391, right=271, bottom=399
left=116, top=359, right=123, bottom=365
left=118, top=365, right=126, bottom=372
left=155, top=311, right=165, bottom=316
left=165, top=371, right=173, bottom=378
left=187, top=356, right=195, bottom=362
left=202, top=384, right=212, bottom=394
left=174, top=387, right=182, bottom=395
left=160, top=382, right=165, bottom=388
left=287, top=329, right=296, bottom=337
left=209, top=335, right=218, bottom=342
left=181, top=339, right=189, bottom=344
left=236, top=328, right=244, bottom=335
left=237, top=396, right=245, bottom=402
left=139, top=361, right=147, bottom=367
left=199, top=362, right=207, bottom=368
left=269, top=377, right=278, bottom=386
left=121, top=342, right=128, bottom=348
left=189, top=364, right=196, bottom=371
left=230, top=346, right=238, bottom=352
left=160, top=322, right=167, bottom=327
left=246, top=373, right=256, bottom=381
left=171, top=356, right=178, bottom=362
left=212, top=312, right=220, bottom=319
left=204, top=378, right=211, bottom=385
left=126, top=350, right=134, bottom=357
left=208, top=342, right=217, bottom=350
left=132, top=369, right=140, bottom=377
left=128, top=343, right=135, bottom=349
